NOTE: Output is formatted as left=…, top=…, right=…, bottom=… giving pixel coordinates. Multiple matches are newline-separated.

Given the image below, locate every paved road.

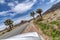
left=0, top=22, right=29, bottom=39
left=0, top=22, right=44, bottom=40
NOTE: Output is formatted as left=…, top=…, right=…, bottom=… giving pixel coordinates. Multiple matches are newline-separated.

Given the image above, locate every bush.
left=50, top=21, right=60, bottom=28
left=35, top=20, right=60, bottom=40
left=36, top=17, right=43, bottom=22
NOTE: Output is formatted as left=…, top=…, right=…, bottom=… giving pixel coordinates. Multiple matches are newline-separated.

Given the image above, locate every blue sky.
left=0, top=0, right=60, bottom=31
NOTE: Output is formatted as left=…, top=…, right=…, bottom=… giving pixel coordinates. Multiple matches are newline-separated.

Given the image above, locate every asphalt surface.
left=0, top=22, right=44, bottom=40
left=0, top=22, right=29, bottom=39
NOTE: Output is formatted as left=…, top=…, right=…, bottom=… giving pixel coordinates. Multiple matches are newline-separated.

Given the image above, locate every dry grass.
left=34, top=9, right=60, bottom=40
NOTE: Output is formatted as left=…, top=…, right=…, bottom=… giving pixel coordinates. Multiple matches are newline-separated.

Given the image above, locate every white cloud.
left=12, top=0, right=37, bottom=13
left=0, top=0, right=5, bottom=4
left=8, top=2, right=15, bottom=8
left=0, top=11, right=8, bottom=15
left=8, top=0, right=19, bottom=7
left=46, top=0, right=56, bottom=4
left=0, top=10, right=11, bottom=16
left=42, top=0, right=45, bottom=2
left=58, top=0, right=60, bottom=1
left=49, top=0, right=56, bottom=2
left=0, top=0, right=37, bottom=16
left=57, top=0, right=60, bottom=2
left=0, top=17, right=11, bottom=31
left=12, top=3, right=33, bottom=13
left=13, top=15, right=32, bottom=25
left=14, top=1, right=19, bottom=4
left=0, top=24, right=6, bottom=31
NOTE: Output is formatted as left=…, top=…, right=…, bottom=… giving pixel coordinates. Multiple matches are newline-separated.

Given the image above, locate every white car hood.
left=3, top=32, right=42, bottom=40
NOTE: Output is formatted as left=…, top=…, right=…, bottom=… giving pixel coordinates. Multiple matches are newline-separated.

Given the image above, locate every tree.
left=30, top=11, right=35, bottom=20
left=4, top=19, right=13, bottom=31
left=36, top=9, right=43, bottom=20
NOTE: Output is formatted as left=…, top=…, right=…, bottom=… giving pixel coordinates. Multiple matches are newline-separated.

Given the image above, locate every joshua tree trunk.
left=33, top=16, right=35, bottom=20
left=40, top=13, right=42, bottom=19
left=9, top=25, right=12, bottom=30
left=39, top=13, right=43, bottom=21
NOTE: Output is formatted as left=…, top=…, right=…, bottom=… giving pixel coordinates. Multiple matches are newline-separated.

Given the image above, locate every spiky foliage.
left=4, top=19, right=13, bottom=31
left=30, top=11, right=35, bottom=19
left=36, top=9, right=43, bottom=20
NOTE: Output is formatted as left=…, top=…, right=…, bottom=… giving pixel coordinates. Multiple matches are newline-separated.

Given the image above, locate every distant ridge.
left=43, top=2, right=60, bottom=14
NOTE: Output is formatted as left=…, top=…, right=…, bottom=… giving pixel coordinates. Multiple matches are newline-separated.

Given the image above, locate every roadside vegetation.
left=33, top=8, right=60, bottom=40
left=34, top=20, right=60, bottom=40
left=50, top=20, right=60, bottom=29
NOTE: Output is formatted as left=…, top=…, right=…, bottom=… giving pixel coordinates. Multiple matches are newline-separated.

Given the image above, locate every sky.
left=0, top=0, right=60, bottom=31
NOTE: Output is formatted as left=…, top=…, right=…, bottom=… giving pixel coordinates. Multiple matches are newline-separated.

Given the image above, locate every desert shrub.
left=35, top=20, right=60, bottom=40
left=53, top=14, right=57, bottom=16
left=57, top=17, right=60, bottom=20
left=50, top=21, right=58, bottom=24
left=50, top=29, right=60, bottom=37
left=36, top=17, right=43, bottom=22
left=36, top=22, right=53, bottom=31
left=50, top=21, right=60, bottom=28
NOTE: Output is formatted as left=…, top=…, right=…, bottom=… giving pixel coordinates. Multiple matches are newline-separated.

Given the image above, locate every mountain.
left=43, top=2, right=60, bottom=14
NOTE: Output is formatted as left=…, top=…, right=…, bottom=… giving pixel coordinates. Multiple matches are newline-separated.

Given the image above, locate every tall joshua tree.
left=4, top=19, right=13, bottom=31
left=36, top=9, right=43, bottom=20
left=30, top=11, right=35, bottom=20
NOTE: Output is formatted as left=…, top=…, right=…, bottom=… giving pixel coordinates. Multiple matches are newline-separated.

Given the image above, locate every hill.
left=43, top=2, right=60, bottom=14
left=34, top=2, right=60, bottom=40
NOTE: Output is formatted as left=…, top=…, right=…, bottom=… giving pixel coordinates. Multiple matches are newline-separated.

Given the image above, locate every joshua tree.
left=36, top=9, right=43, bottom=20
left=30, top=11, right=35, bottom=20
left=4, top=19, right=13, bottom=31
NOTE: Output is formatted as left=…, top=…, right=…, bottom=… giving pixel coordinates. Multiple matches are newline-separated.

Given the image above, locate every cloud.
left=0, top=10, right=11, bottom=16
left=0, top=11, right=8, bottom=15
left=8, top=1, right=19, bottom=8
left=46, top=0, right=56, bottom=4
left=8, top=2, right=15, bottom=8
left=58, top=0, right=60, bottom=1
left=14, top=1, right=19, bottom=4
left=57, top=0, right=60, bottom=2
left=42, top=0, right=45, bottom=2
left=13, top=15, right=32, bottom=25
left=0, top=0, right=37, bottom=16
left=0, top=0, right=5, bottom=4
left=49, top=0, right=56, bottom=2
left=0, top=17, right=9, bottom=31
left=12, top=0, right=37, bottom=13
left=0, top=24, right=6, bottom=31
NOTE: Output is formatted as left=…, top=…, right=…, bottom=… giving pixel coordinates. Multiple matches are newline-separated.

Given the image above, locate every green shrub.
left=35, top=21, right=60, bottom=40
left=50, top=21, right=58, bottom=24
left=50, top=21, right=60, bottom=28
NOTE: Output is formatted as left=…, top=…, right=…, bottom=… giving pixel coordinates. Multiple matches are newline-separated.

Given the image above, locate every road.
left=0, top=22, right=29, bottom=39
left=0, top=22, right=44, bottom=40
